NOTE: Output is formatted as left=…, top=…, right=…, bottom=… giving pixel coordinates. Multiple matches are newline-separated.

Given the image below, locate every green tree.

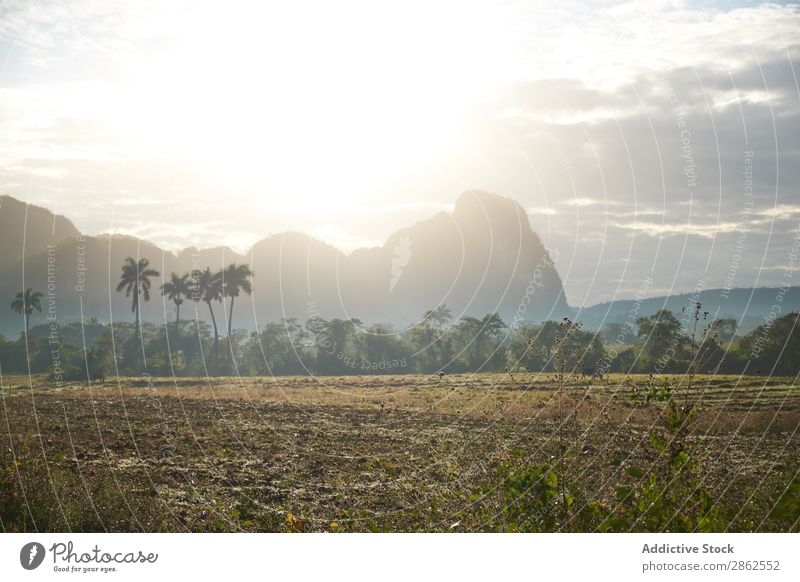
left=306, top=317, right=361, bottom=374
left=409, top=306, right=452, bottom=373
left=713, top=318, right=738, bottom=344
left=738, top=312, right=800, bottom=375
left=161, top=272, right=191, bottom=326
left=221, top=263, right=254, bottom=373
left=355, top=323, right=409, bottom=373
left=244, top=319, right=310, bottom=375
left=600, top=322, right=625, bottom=344
left=193, top=267, right=223, bottom=373
left=116, top=257, right=160, bottom=336
left=636, top=309, right=685, bottom=373
left=10, top=288, right=43, bottom=333
left=422, top=304, right=452, bottom=330
left=452, top=313, right=507, bottom=372
left=505, top=320, right=565, bottom=372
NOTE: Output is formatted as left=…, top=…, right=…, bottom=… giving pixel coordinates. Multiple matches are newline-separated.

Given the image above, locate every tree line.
left=4, top=257, right=800, bottom=379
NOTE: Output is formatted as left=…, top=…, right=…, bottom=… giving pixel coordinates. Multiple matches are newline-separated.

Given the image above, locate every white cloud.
left=311, top=226, right=379, bottom=254
left=105, top=219, right=258, bottom=254
left=604, top=209, right=664, bottom=218
left=565, top=198, right=601, bottom=207
left=615, top=220, right=742, bottom=238
left=250, top=200, right=454, bottom=217
left=753, top=205, right=800, bottom=220
left=712, top=89, right=784, bottom=110
left=516, top=2, right=800, bottom=87
left=526, top=206, right=558, bottom=216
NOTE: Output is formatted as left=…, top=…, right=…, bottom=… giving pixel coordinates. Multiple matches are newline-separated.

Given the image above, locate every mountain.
left=0, top=191, right=570, bottom=335
left=2, top=191, right=798, bottom=338
left=0, top=195, right=80, bottom=272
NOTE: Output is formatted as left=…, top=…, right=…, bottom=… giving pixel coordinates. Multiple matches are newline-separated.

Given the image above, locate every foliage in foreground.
left=0, top=449, right=172, bottom=532
left=2, top=383, right=797, bottom=533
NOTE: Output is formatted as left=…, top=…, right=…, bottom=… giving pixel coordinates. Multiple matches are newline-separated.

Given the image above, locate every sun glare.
left=103, top=1, right=521, bottom=208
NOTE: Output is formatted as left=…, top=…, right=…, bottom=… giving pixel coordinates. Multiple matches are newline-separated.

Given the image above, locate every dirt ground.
left=1, top=373, right=798, bottom=532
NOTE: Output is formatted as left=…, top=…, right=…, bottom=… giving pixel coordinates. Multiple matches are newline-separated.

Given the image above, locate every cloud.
left=753, top=204, right=800, bottom=220
left=515, top=1, right=800, bottom=87
left=0, top=0, right=170, bottom=63
left=311, top=226, right=380, bottom=254
left=613, top=220, right=742, bottom=238
left=604, top=209, right=664, bottom=218
left=106, top=219, right=259, bottom=254
left=565, top=198, right=601, bottom=207
left=250, top=200, right=455, bottom=216
left=526, top=206, right=558, bottom=216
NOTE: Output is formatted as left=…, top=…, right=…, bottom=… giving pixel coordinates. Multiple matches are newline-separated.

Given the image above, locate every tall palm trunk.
left=176, top=301, right=181, bottom=327
left=134, top=283, right=141, bottom=337
left=132, top=283, right=143, bottom=370
left=227, top=295, right=235, bottom=338
left=206, top=300, right=219, bottom=374
left=225, top=295, right=238, bottom=374
left=25, top=312, right=30, bottom=334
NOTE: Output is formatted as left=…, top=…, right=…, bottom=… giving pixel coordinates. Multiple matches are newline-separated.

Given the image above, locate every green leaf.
left=626, top=466, right=644, bottom=479
left=649, top=431, right=668, bottom=453
left=615, top=486, right=633, bottom=501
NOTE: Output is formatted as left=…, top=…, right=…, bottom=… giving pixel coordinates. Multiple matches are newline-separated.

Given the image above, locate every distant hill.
left=575, top=286, right=800, bottom=334
left=0, top=195, right=80, bottom=272
left=3, top=191, right=796, bottom=338
left=0, top=191, right=570, bottom=335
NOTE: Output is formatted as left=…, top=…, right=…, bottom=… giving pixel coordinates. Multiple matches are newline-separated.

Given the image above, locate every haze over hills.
left=0, top=192, right=798, bottom=338
left=0, top=195, right=80, bottom=272
left=0, top=191, right=571, bottom=335
left=576, top=287, right=800, bottom=335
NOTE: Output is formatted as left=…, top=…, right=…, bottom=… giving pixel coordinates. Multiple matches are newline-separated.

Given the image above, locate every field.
left=1, top=372, right=798, bottom=532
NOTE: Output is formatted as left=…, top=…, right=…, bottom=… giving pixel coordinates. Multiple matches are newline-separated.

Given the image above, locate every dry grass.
left=1, top=373, right=797, bottom=532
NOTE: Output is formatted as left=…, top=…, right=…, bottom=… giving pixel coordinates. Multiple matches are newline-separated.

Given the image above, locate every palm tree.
left=480, top=312, right=507, bottom=337
left=221, top=263, right=254, bottom=372
left=423, top=304, right=452, bottom=332
left=116, top=257, right=160, bottom=335
left=193, top=267, right=223, bottom=371
left=11, top=288, right=43, bottom=333
left=161, top=272, right=190, bottom=326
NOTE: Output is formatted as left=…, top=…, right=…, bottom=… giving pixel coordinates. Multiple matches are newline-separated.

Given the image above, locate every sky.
left=0, top=0, right=798, bottom=306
